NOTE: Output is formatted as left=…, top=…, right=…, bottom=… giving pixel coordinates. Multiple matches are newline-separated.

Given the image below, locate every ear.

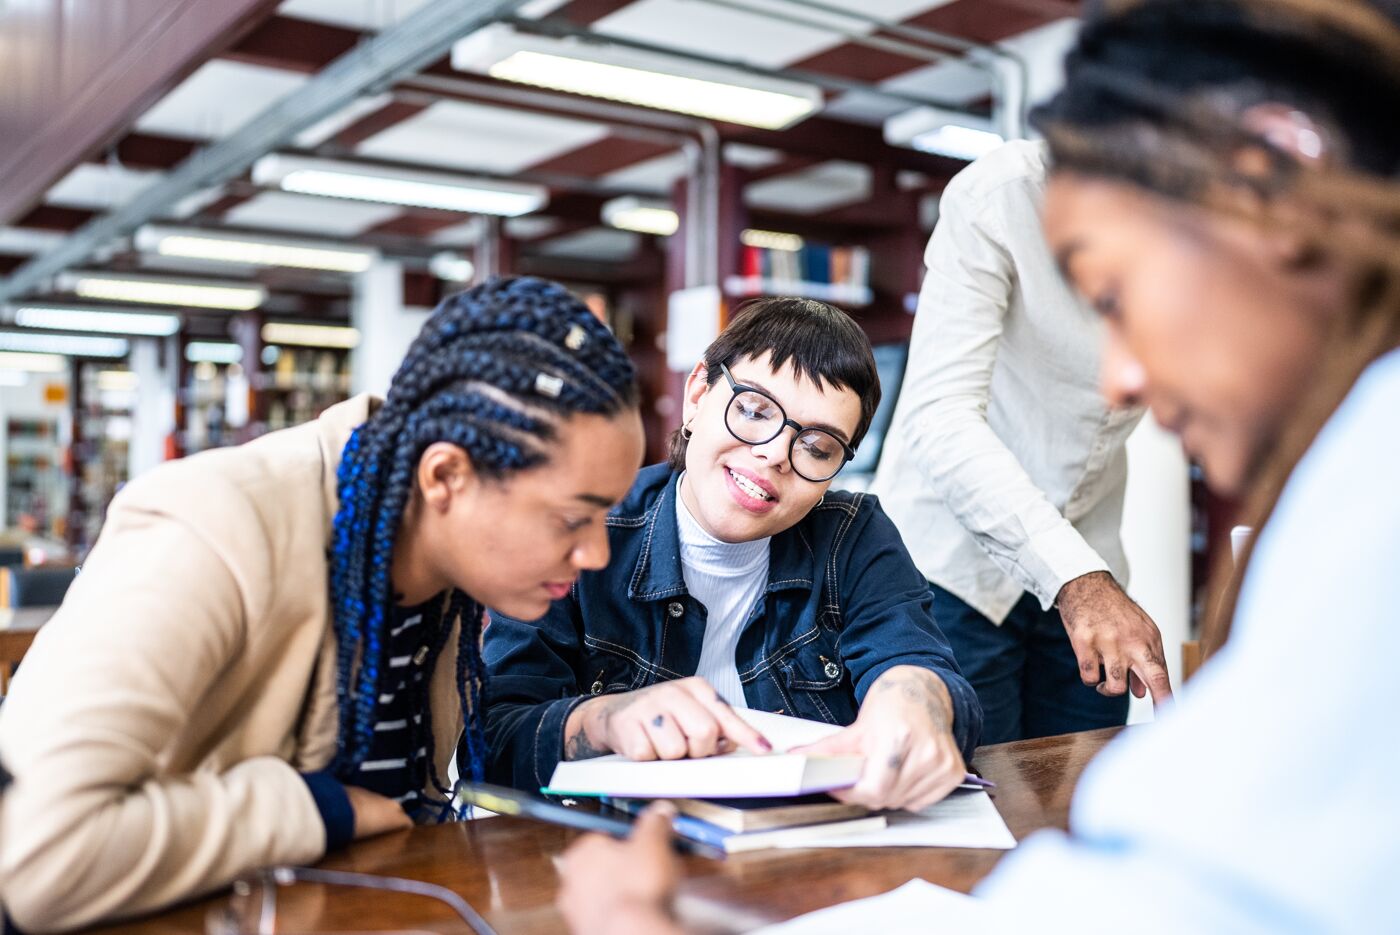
left=681, top=361, right=713, bottom=425
left=415, top=442, right=479, bottom=515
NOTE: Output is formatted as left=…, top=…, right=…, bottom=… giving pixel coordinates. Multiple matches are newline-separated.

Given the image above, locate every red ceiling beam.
left=223, top=15, right=362, bottom=74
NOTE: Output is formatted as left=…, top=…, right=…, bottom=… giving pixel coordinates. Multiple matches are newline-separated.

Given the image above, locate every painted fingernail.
left=759, top=737, right=773, bottom=752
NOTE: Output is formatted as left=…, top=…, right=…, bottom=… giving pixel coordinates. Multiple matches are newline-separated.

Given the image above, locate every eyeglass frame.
left=716, top=362, right=856, bottom=482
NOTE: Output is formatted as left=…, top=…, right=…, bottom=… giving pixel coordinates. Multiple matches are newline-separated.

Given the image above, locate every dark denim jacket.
left=482, top=464, right=982, bottom=792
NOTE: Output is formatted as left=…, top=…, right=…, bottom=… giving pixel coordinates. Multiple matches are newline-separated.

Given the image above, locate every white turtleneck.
left=675, top=475, right=770, bottom=709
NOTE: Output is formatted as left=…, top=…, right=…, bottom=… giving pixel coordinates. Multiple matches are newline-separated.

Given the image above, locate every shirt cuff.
left=300, top=770, right=354, bottom=851
left=1015, top=522, right=1112, bottom=611
left=534, top=695, right=591, bottom=793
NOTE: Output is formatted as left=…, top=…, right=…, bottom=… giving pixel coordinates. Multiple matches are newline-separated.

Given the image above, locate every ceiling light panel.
left=135, top=226, right=376, bottom=273
left=252, top=154, right=549, bottom=216
left=452, top=25, right=822, bottom=130
left=0, top=331, right=129, bottom=358
left=12, top=305, right=180, bottom=337
left=260, top=322, right=361, bottom=349
left=56, top=271, right=266, bottom=310
left=601, top=196, right=679, bottom=236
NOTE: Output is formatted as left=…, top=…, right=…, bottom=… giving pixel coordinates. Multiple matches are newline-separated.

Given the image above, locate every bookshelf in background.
left=256, top=345, right=352, bottom=433
left=726, top=233, right=874, bottom=308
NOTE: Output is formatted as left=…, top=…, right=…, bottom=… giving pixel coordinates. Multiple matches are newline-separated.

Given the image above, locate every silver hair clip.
left=564, top=323, right=587, bottom=351
left=535, top=372, right=564, bottom=398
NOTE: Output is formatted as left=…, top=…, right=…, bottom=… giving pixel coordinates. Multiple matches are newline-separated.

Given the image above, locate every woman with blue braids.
left=0, top=276, right=644, bottom=932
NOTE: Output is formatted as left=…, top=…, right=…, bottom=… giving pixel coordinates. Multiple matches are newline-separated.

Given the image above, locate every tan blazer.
left=0, top=395, right=464, bottom=932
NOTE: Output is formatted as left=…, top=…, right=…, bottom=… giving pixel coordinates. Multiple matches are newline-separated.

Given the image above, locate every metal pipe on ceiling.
left=0, top=0, right=544, bottom=303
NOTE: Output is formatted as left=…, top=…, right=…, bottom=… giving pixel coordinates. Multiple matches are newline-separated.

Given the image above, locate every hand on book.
left=567, top=676, right=773, bottom=762
left=557, top=802, right=683, bottom=935
left=790, top=666, right=965, bottom=812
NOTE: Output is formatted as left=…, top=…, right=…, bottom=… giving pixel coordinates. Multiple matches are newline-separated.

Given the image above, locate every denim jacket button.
left=590, top=680, right=604, bottom=695
left=667, top=601, right=684, bottom=618
left=824, top=660, right=841, bottom=679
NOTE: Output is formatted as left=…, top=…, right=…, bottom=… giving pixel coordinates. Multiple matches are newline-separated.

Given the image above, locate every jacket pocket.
left=779, top=644, right=856, bottom=726
left=580, top=637, right=651, bottom=696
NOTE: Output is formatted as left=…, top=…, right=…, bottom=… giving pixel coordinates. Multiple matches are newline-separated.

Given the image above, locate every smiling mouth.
left=727, top=467, right=774, bottom=501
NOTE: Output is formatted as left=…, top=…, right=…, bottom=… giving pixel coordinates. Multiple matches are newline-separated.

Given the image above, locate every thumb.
left=790, top=726, right=864, bottom=758
left=632, top=802, right=677, bottom=852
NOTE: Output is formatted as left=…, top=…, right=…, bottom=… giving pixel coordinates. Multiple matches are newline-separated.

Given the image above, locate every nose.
left=1100, top=330, right=1147, bottom=410
left=747, top=425, right=793, bottom=472
left=572, top=522, right=611, bottom=571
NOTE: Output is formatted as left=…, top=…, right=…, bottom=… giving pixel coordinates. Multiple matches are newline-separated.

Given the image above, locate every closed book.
left=611, top=800, right=887, bottom=854
left=544, top=751, right=863, bottom=799
left=632, top=794, right=868, bottom=833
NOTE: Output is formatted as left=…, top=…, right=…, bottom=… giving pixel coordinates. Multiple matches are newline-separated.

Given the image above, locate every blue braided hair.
left=328, top=276, right=637, bottom=804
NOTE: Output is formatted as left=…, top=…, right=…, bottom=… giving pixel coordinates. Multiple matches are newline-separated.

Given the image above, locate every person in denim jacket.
left=484, top=298, right=981, bottom=812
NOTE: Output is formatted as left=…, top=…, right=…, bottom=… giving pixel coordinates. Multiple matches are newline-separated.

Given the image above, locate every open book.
left=542, top=709, right=863, bottom=799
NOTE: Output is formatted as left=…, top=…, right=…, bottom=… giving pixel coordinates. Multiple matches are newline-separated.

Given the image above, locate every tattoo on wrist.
left=565, top=729, right=608, bottom=761
left=871, top=671, right=951, bottom=731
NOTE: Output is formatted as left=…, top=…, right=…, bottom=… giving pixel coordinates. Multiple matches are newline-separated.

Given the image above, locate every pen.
left=453, top=781, right=724, bottom=859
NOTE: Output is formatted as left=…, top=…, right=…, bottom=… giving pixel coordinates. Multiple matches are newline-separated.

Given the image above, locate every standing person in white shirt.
left=872, top=138, right=1171, bottom=743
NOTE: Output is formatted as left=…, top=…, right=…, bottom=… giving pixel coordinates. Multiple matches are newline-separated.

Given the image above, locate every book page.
left=751, top=880, right=1001, bottom=934
left=774, top=790, right=1016, bottom=850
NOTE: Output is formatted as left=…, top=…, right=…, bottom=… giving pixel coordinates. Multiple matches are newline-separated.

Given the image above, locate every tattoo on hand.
left=651, top=714, right=665, bottom=728
left=871, top=672, right=951, bottom=732
left=565, top=730, right=608, bottom=761
left=886, top=749, right=907, bottom=771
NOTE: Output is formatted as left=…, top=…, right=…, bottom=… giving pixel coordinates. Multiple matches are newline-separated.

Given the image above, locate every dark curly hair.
left=328, top=276, right=637, bottom=809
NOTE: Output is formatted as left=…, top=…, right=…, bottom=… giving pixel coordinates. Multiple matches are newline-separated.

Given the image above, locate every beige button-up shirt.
left=873, top=140, right=1144, bottom=624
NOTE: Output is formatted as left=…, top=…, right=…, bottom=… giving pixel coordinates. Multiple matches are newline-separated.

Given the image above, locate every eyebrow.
left=734, top=374, right=854, bottom=446
left=575, top=492, right=617, bottom=508
left=1054, top=240, right=1084, bottom=281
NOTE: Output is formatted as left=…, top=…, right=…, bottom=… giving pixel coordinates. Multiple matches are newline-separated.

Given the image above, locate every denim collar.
left=625, top=472, right=815, bottom=602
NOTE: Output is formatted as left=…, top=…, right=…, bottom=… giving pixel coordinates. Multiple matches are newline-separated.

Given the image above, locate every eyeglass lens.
left=725, top=391, right=846, bottom=481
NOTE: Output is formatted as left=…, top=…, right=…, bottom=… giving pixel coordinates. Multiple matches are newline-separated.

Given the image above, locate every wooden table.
left=91, top=727, right=1121, bottom=934
left=0, top=606, right=57, bottom=693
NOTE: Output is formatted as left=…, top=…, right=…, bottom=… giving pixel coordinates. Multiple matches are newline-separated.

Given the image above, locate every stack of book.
left=609, top=794, right=884, bottom=854
left=727, top=242, right=874, bottom=306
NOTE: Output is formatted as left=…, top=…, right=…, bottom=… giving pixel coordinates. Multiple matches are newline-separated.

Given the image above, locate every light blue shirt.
left=976, top=348, right=1400, bottom=933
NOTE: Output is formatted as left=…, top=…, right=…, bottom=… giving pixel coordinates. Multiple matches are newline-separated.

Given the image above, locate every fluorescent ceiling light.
left=0, top=352, right=64, bottom=373
left=56, top=271, right=266, bottom=310
left=453, top=25, right=821, bottom=131
left=0, top=331, right=129, bottom=358
left=252, top=154, right=549, bottom=216
left=12, top=305, right=180, bottom=337
left=429, top=251, right=475, bottom=283
left=135, top=226, right=376, bottom=273
left=884, top=106, right=1005, bottom=162
left=185, top=342, right=244, bottom=364
left=261, top=322, right=361, bottom=349
left=741, top=229, right=804, bottom=252
left=0, top=370, right=30, bottom=387
left=602, top=196, right=678, bottom=236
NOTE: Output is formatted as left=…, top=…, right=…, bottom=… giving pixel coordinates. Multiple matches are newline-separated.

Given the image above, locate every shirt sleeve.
left=902, top=174, right=1109, bottom=608
left=835, top=498, right=983, bottom=761
left=973, top=366, right=1400, bottom=931
left=481, top=598, right=591, bottom=793
left=0, top=508, right=326, bottom=932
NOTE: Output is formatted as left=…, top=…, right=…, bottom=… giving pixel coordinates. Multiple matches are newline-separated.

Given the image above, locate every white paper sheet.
left=751, top=880, right=995, bottom=934
left=773, top=789, right=1016, bottom=850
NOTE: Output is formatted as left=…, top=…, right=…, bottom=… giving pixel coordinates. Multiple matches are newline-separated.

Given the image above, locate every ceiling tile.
left=355, top=99, right=609, bottom=174
left=222, top=191, right=403, bottom=236
left=600, top=151, right=689, bottom=196
left=45, top=164, right=164, bottom=211
left=535, top=227, right=640, bottom=261
left=745, top=160, right=871, bottom=214
left=277, top=0, right=432, bottom=32
left=136, top=60, right=309, bottom=140
left=594, top=0, right=946, bottom=69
